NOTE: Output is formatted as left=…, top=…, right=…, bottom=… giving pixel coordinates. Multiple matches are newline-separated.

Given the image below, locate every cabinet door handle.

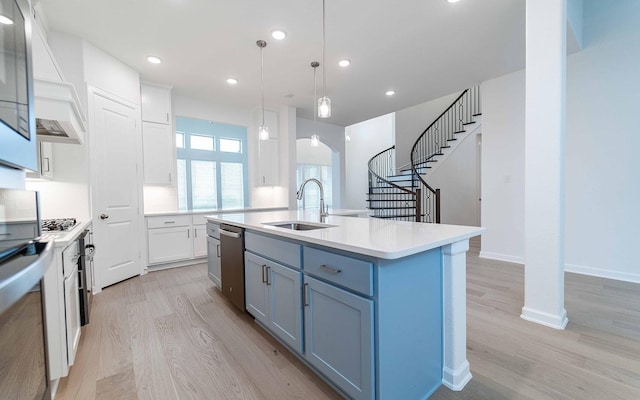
left=262, top=176, right=265, bottom=184
left=216, top=244, right=220, bottom=257
left=44, top=157, right=50, bottom=172
left=262, top=264, right=267, bottom=283
left=187, top=229, right=190, bottom=238
left=303, top=283, right=309, bottom=307
left=320, top=264, right=342, bottom=275
left=265, top=266, right=271, bottom=285
left=194, top=228, right=197, bottom=238
left=169, top=173, right=172, bottom=183
left=166, top=112, right=169, bottom=123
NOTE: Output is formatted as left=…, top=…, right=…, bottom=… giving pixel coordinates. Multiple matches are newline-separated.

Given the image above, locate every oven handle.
left=0, top=240, right=54, bottom=316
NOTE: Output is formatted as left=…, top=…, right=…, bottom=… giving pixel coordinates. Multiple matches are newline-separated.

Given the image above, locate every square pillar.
left=522, top=0, right=568, bottom=329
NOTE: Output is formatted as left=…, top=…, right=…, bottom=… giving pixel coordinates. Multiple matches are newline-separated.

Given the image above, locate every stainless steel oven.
left=0, top=188, right=52, bottom=400
left=0, top=0, right=36, bottom=171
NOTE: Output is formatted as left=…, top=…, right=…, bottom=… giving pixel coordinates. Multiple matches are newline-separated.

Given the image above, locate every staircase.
left=367, top=86, right=481, bottom=223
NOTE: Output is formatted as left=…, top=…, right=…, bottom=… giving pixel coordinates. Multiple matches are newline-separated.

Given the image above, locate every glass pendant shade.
left=258, top=124, right=269, bottom=141
left=311, top=134, right=320, bottom=147
left=318, top=96, right=331, bottom=118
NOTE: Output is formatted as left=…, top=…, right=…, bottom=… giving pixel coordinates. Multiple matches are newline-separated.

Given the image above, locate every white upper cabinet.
left=140, top=83, right=174, bottom=185
left=141, top=83, right=172, bottom=124
left=254, top=108, right=280, bottom=186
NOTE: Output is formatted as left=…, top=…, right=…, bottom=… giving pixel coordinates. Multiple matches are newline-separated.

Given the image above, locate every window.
left=296, top=163, right=332, bottom=209
left=176, top=117, right=249, bottom=211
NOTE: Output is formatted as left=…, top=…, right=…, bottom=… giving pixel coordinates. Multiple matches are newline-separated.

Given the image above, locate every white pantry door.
left=90, top=89, right=142, bottom=289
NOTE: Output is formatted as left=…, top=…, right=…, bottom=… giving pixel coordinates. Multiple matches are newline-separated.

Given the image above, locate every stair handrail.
left=409, top=88, right=469, bottom=194
left=368, top=145, right=415, bottom=195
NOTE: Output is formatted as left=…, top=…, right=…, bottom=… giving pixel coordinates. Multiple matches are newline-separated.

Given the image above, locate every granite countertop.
left=206, top=210, right=484, bottom=260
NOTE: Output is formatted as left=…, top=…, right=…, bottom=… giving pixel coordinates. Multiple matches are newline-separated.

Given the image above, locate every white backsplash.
left=25, top=181, right=90, bottom=220
left=143, top=186, right=179, bottom=213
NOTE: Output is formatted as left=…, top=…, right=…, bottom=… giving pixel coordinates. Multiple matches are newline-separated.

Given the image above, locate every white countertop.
left=145, top=207, right=288, bottom=217
left=41, top=219, right=92, bottom=248
left=206, top=210, right=484, bottom=260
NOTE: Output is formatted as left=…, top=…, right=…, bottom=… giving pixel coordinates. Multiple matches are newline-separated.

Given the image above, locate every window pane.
left=176, top=132, right=185, bottom=148
left=219, top=138, right=242, bottom=153
left=221, top=162, right=244, bottom=209
left=177, top=159, right=187, bottom=210
left=191, top=160, right=217, bottom=209
left=190, top=134, right=214, bottom=151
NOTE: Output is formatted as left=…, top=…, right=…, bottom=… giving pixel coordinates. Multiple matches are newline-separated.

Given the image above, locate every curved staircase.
left=367, top=86, right=481, bottom=223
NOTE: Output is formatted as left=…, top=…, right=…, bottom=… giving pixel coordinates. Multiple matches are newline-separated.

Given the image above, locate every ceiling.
left=39, top=0, right=526, bottom=127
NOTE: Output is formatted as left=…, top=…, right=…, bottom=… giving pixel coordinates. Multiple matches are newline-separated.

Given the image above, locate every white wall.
left=297, top=139, right=332, bottom=166
left=345, top=113, right=395, bottom=209
left=480, top=0, right=640, bottom=282
left=395, top=92, right=462, bottom=169
left=296, top=118, right=346, bottom=208
left=480, top=70, right=525, bottom=263
left=426, top=129, right=481, bottom=227
left=564, top=0, right=640, bottom=282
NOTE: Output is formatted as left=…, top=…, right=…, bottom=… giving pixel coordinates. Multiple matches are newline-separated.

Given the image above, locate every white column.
left=442, top=239, right=472, bottom=390
left=521, top=0, right=568, bottom=329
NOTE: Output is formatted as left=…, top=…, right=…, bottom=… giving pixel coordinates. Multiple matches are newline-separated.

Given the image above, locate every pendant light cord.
left=313, top=65, right=318, bottom=129
left=260, top=45, right=265, bottom=126
left=322, top=0, right=326, bottom=98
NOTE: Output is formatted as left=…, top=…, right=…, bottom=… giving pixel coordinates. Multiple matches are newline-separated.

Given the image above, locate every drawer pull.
left=320, top=264, right=341, bottom=275
left=164, top=221, right=176, bottom=224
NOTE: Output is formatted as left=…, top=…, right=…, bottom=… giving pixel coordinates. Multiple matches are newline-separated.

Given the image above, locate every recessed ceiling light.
left=271, top=30, right=287, bottom=40
left=385, top=90, right=396, bottom=96
left=338, top=59, right=351, bottom=67
left=0, top=15, right=14, bottom=25
left=146, top=56, right=162, bottom=64
left=447, top=0, right=461, bottom=3
left=226, top=78, right=238, bottom=85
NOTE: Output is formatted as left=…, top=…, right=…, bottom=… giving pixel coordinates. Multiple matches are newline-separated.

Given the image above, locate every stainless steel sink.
left=264, top=221, right=335, bottom=231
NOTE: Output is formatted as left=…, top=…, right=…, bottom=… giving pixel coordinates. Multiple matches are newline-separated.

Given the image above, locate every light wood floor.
left=56, top=238, right=640, bottom=399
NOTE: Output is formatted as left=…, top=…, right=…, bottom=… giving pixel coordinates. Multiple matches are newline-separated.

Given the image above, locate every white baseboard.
left=478, top=251, right=524, bottom=264
left=521, top=307, right=568, bottom=330
left=479, top=252, right=640, bottom=284
left=565, top=263, right=640, bottom=284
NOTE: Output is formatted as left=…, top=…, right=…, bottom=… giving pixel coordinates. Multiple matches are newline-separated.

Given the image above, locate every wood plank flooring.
left=56, top=238, right=640, bottom=399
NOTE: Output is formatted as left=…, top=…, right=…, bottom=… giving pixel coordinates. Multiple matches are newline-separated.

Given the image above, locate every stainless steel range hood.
left=34, top=78, right=87, bottom=144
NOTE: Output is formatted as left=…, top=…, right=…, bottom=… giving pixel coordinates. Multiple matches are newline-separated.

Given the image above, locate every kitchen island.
left=206, top=209, right=484, bottom=400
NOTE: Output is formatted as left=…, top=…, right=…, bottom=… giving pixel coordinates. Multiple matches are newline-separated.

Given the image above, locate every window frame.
left=176, top=117, right=249, bottom=211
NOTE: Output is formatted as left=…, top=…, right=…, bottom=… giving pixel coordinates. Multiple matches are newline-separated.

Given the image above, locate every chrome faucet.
left=297, top=178, right=329, bottom=222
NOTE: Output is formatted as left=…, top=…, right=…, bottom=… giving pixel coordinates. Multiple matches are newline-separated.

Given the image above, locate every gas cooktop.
left=41, top=218, right=77, bottom=232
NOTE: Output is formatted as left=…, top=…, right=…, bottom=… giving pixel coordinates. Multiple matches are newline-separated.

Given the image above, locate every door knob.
left=100, top=214, right=109, bottom=220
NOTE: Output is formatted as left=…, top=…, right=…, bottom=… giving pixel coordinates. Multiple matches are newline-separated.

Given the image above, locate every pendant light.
left=318, top=0, right=331, bottom=118
left=311, top=61, right=320, bottom=147
left=257, top=40, right=269, bottom=140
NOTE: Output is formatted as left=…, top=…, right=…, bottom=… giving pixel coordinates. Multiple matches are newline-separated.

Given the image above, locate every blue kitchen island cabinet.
left=303, top=245, right=443, bottom=400
left=207, top=210, right=484, bottom=400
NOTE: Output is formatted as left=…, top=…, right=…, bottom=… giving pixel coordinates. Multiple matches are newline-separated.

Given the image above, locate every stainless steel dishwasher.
left=218, top=224, right=245, bottom=311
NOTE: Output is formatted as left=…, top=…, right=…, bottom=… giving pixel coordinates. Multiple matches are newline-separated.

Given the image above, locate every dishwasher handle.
left=219, top=228, right=241, bottom=239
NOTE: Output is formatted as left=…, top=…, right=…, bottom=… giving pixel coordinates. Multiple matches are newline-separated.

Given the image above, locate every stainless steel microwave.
left=0, top=0, right=36, bottom=171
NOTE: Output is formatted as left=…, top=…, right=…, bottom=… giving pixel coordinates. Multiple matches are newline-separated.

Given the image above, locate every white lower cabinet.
left=147, top=226, right=192, bottom=264
left=146, top=214, right=210, bottom=267
left=193, top=225, right=207, bottom=258
left=303, top=275, right=374, bottom=400
left=64, top=264, right=81, bottom=367
left=245, top=252, right=303, bottom=353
